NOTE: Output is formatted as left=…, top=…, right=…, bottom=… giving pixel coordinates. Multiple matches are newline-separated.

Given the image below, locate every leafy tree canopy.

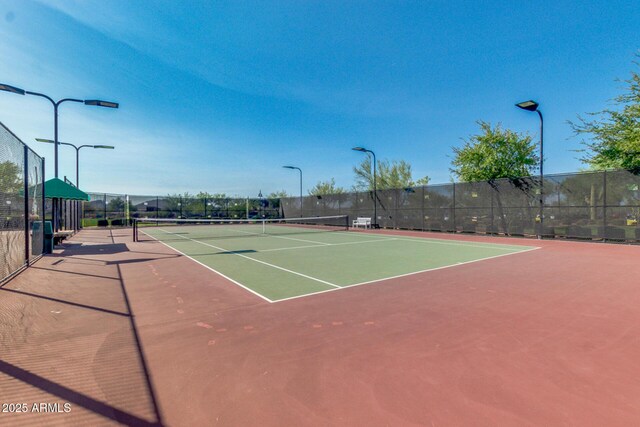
left=267, top=190, right=290, bottom=199
left=414, top=176, right=430, bottom=186
left=195, top=191, right=218, bottom=199
left=0, top=161, right=23, bottom=194
left=450, top=121, right=538, bottom=182
left=308, top=178, right=345, bottom=196
left=570, top=57, right=640, bottom=171
left=353, top=158, right=430, bottom=191
left=107, top=197, right=125, bottom=210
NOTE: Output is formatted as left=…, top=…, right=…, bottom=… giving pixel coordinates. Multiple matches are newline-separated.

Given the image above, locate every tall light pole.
left=516, top=100, right=544, bottom=239
left=352, top=146, right=377, bottom=228
left=35, top=138, right=114, bottom=232
left=0, top=84, right=118, bottom=178
left=1, top=83, right=118, bottom=232
left=35, top=138, right=115, bottom=187
left=282, top=165, right=303, bottom=217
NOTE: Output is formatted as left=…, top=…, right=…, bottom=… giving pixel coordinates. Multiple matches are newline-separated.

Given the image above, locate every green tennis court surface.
left=139, top=224, right=538, bottom=302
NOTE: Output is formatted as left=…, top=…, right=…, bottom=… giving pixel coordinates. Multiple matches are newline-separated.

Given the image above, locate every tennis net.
left=133, top=215, right=350, bottom=242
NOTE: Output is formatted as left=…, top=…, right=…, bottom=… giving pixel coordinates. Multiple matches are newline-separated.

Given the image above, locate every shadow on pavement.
left=0, top=230, right=165, bottom=426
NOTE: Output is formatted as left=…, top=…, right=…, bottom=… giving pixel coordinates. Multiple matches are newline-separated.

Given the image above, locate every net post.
left=346, top=214, right=350, bottom=231
left=262, top=218, right=266, bottom=234
left=133, top=218, right=137, bottom=242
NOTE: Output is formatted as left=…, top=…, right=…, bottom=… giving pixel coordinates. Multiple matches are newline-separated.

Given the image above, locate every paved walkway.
left=0, top=229, right=164, bottom=426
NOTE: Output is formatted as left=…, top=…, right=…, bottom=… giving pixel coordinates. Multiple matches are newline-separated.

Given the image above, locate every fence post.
left=394, top=189, right=398, bottom=229
left=42, top=158, right=46, bottom=243
left=421, top=186, right=425, bottom=231
left=489, top=186, right=498, bottom=235
left=452, top=183, right=456, bottom=232
left=24, top=145, right=30, bottom=265
left=539, top=175, right=544, bottom=240
left=125, top=195, right=130, bottom=226
left=603, top=170, right=607, bottom=242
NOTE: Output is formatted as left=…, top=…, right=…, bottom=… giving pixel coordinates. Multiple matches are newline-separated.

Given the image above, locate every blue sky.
left=0, top=0, right=638, bottom=196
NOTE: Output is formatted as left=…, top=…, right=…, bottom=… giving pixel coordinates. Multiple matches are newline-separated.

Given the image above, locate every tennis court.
left=134, top=216, right=538, bottom=302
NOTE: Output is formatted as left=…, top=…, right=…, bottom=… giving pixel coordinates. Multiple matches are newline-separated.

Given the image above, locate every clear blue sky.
left=0, top=0, right=638, bottom=196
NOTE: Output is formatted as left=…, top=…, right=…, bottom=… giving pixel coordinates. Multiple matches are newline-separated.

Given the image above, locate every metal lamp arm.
left=24, top=90, right=55, bottom=105
left=56, top=98, right=84, bottom=106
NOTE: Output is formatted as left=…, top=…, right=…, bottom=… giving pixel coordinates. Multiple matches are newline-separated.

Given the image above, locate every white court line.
left=272, top=246, right=541, bottom=303
left=259, top=237, right=398, bottom=252
left=140, top=227, right=540, bottom=304
left=334, top=231, right=540, bottom=251
left=268, top=234, right=332, bottom=245
left=139, top=230, right=274, bottom=303
left=157, top=229, right=341, bottom=289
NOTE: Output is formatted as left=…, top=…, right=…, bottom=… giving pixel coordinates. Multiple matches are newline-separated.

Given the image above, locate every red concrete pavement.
left=1, top=228, right=640, bottom=426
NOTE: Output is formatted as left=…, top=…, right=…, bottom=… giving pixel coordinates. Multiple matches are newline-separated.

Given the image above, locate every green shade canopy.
left=44, top=178, right=90, bottom=201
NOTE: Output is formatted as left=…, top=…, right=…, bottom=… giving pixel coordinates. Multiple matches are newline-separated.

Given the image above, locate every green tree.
left=267, top=190, right=290, bottom=198
left=107, top=197, right=125, bottom=213
left=451, top=121, right=538, bottom=181
left=450, top=121, right=539, bottom=234
left=202, top=193, right=230, bottom=218
left=0, top=161, right=23, bottom=194
left=570, top=58, right=640, bottom=171
left=353, top=158, right=430, bottom=191
left=308, top=178, right=345, bottom=196
left=195, top=191, right=215, bottom=200
left=414, top=176, right=430, bottom=186
left=164, top=193, right=183, bottom=217
left=209, top=193, right=229, bottom=199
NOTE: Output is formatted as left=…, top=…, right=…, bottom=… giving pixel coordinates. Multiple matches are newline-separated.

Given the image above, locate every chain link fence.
left=79, top=170, right=640, bottom=243
left=82, top=194, right=281, bottom=227
left=281, top=170, right=640, bottom=243
left=1, top=121, right=45, bottom=283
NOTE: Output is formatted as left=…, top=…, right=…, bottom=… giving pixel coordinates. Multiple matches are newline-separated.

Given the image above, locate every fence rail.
left=1, top=121, right=45, bottom=284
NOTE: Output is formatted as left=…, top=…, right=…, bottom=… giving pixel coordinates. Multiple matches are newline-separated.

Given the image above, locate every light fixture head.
left=93, top=145, right=115, bottom=149
left=84, top=99, right=119, bottom=108
left=516, top=100, right=539, bottom=112
left=0, top=83, right=26, bottom=95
